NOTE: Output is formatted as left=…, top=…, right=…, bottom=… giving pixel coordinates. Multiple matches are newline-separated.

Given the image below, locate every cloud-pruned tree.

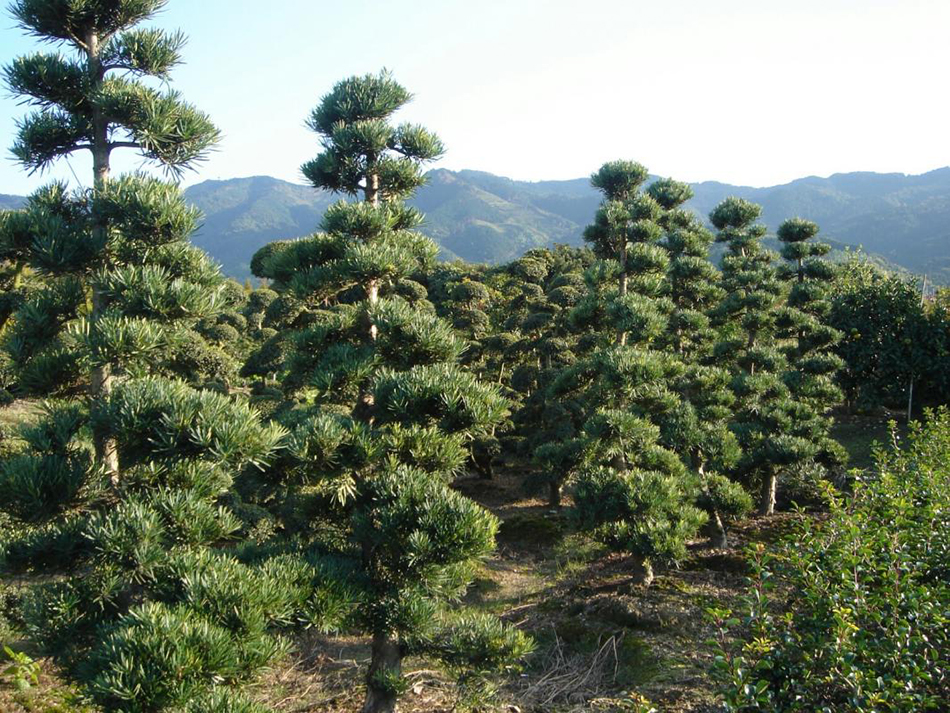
left=252, top=71, right=531, bottom=713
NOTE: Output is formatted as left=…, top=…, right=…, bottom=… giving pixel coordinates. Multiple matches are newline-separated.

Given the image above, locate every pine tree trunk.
left=758, top=473, right=777, bottom=516
left=87, top=30, right=120, bottom=486
left=548, top=480, right=561, bottom=508
left=361, top=632, right=401, bottom=713
left=364, top=168, right=380, bottom=344
left=11, top=262, right=24, bottom=290
left=366, top=279, right=379, bottom=341
left=355, top=242, right=381, bottom=420
left=366, top=172, right=380, bottom=206
left=704, top=509, right=729, bottom=549
left=474, top=445, right=494, bottom=480
left=699, top=463, right=728, bottom=548
left=618, top=242, right=628, bottom=346
left=631, top=557, right=654, bottom=587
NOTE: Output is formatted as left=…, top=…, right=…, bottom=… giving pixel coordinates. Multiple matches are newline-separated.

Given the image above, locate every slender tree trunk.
left=366, top=279, right=379, bottom=341
left=758, top=472, right=777, bottom=516
left=361, top=632, right=401, bottom=713
left=366, top=171, right=380, bottom=207
left=11, top=262, right=24, bottom=290
left=86, top=30, right=120, bottom=486
left=698, top=462, right=728, bottom=549
left=353, top=278, right=379, bottom=422
left=618, top=242, right=628, bottom=346
left=705, top=510, right=729, bottom=549
left=630, top=557, right=654, bottom=587
left=548, top=480, right=561, bottom=508
left=748, top=331, right=757, bottom=377
left=363, top=169, right=381, bottom=344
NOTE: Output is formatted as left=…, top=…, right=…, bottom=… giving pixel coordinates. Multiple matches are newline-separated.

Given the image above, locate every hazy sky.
left=1, top=0, right=948, bottom=195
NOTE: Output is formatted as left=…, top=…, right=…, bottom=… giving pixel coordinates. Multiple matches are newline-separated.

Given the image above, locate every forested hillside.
left=5, top=168, right=948, bottom=280
left=182, top=168, right=950, bottom=280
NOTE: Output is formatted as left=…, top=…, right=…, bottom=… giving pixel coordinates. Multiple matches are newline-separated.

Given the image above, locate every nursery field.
left=2, top=2, right=949, bottom=712
left=0, top=413, right=919, bottom=712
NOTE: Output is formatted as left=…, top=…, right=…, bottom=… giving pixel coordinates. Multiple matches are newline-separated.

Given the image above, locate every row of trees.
left=245, top=156, right=849, bottom=589
left=0, top=4, right=527, bottom=712
left=0, top=2, right=946, bottom=711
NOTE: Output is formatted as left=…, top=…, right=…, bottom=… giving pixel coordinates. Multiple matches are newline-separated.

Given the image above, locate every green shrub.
left=0, top=514, right=92, bottom=574
left=696, top=472, right=753, bottom=523
left=84, top=602, right=286, bottom=712
left=0, top=452, right=94, bottom=522
left=711, top=409, right=950, bottom=711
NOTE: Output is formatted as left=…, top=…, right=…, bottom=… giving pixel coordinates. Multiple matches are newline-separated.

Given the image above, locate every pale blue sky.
left=1, top=0, right=948, bottom=195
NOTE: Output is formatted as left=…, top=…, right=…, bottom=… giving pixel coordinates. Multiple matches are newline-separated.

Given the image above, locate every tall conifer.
left=775, top=217, right=847, bottom=481
left=4, top=0, right=219, bottom=481
left=253, top=72, right=530, bottom=713
left=541, top=163, right=706, bottom=581
left=0, top=5, right=302, bottom=710
left=660, top=207, right=749, bottom=546
left=711, top=198, right=819, bottom=515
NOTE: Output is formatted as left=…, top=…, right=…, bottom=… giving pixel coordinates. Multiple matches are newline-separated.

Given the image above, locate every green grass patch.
left=497, top=510, right=567, bottom=548
left=831, top=418, right=906, bottom=471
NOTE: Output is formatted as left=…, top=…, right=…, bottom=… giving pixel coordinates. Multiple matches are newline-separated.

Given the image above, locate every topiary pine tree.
left=776, top=218, right=844, bottom=401
left=535, top=164, right=707, bottom=579
left=776, top=218, right=846, bottom=453
left=503, top=248, right=591, bottom=500
left=0, top=209, right=33, bottom=334
left=0, top=5, right=314, bottom=710
left=251, top=72, right=531, bottom=713
left=661, top=208, right=723, bottom=359
left=438, top=271, right=508, bottom=477
left=582, top=161, right=671, bottom=348
left=657, top=206, right=750, bottom=547
left=711, top=198, right=818, bottom=516
left=0, top=207, right=40, bottom=397
left=549, top=349, right=707, bottom=584
left=4, top=0, right=220, bottom=482
left=0, top=380, right=290, bottom=711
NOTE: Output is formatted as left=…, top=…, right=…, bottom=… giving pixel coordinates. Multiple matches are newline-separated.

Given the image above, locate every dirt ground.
left=244, top=470, right=800, bottom=713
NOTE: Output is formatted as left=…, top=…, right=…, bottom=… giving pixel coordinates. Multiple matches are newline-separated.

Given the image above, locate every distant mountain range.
left=0, top=194, right=23, bottom=211
left=4, top=168, right=950, bottom=282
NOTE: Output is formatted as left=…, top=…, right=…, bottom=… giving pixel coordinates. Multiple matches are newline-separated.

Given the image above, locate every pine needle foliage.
left=711, top=198, right=837, bottom=515
left=5, top=0, right=222, bottom=483
left=1, top=4, right=299, bottom=711
left=539, top=162, right=710, bottom=580
left=251, top=72, right=530, bottom=713
left=775, top=218, right=847, bottom=475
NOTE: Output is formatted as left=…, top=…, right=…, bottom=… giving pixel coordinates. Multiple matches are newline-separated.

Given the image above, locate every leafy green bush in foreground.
left=711, top=408, right=950, bottom=711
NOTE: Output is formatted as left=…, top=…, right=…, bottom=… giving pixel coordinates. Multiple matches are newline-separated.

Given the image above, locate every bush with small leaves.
left=711, top=409, right=950, bottom=712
